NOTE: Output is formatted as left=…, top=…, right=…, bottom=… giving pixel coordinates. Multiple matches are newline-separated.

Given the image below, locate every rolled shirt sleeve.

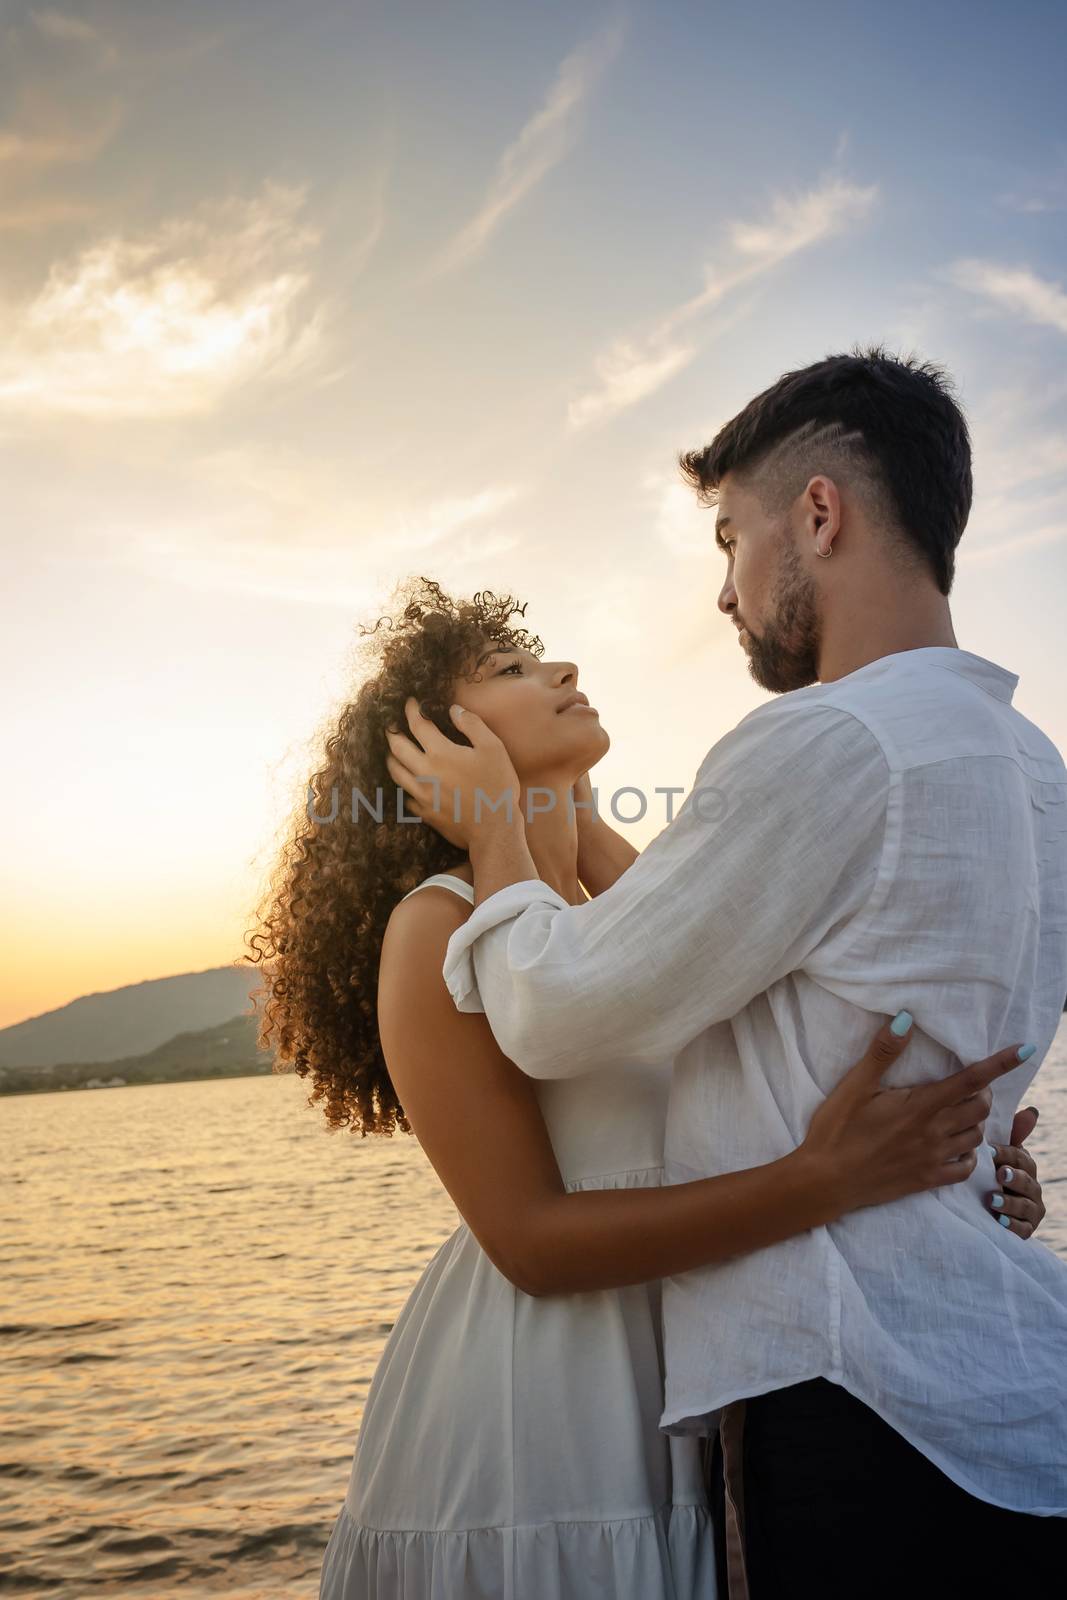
left=442, top=698, right=891, bottom=1078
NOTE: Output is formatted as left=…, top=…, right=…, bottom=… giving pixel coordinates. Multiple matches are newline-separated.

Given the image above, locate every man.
left=387, top=347, right=1067, bottom=1592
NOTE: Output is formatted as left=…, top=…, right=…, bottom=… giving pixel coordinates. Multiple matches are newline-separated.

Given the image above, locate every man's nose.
left=717, top=578, right=737, bottom=617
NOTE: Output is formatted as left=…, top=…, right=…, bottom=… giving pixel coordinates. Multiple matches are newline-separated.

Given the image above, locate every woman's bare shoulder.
left=382, top=873, right=473, bottom=984
left=438, top=863, right=475, bottom=886
left=379, top=882, right=479, bottom=1039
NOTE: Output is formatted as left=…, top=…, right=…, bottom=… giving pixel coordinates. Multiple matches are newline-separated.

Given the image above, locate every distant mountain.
left=0, top=1012, right=281, bottom=1097
left=0, top=965, right=264, bottom=1070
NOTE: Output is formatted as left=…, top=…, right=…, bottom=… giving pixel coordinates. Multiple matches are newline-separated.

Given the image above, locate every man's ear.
left=802, top=474, right=842, bottom=555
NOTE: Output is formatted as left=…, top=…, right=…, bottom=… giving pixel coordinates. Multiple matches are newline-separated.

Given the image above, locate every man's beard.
left=743, top=535, right=821, bottom=693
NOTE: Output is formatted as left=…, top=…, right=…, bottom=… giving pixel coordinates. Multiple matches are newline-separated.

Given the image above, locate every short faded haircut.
left=679, top=345, right=973, bottom=595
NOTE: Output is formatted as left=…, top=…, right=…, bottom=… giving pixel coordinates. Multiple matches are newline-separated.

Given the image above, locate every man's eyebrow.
left=714, top=515, right=732, bottom=552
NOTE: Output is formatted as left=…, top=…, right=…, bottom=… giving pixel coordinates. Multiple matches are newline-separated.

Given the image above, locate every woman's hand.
left=800, top=1013, right=1034, bottom=1215
left=386, top=698, right=520, bottom=850
left=987, top=1105, right=1046, bottom=1239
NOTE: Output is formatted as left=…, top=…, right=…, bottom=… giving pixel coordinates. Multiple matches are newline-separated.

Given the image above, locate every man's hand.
left=386, top=698, right=520, bottom=850
left=987, top=1105, right=1046, bottom=1240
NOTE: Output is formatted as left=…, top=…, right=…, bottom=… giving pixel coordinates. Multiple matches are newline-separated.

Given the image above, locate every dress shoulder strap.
left=400, top=873, right=475, bottom=906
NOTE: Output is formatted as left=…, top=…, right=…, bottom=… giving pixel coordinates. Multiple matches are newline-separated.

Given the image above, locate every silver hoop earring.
left=817, top=544, right=833, bottom=559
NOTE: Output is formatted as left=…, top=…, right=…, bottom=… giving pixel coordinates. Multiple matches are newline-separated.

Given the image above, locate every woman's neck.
left=457, top=777, right=584, bottom=906
left=520, top=779, right=584, bottom=904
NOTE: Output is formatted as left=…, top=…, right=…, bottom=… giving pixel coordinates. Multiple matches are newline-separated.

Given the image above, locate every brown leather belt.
left=719, top=1400, right=750, bottom=1599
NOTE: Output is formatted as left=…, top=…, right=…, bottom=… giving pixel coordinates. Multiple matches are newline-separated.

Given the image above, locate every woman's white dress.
left=318, top=874, right=718, bottom=1599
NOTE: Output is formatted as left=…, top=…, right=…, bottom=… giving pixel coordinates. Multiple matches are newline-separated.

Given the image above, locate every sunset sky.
left=3, top=0, right=1067, bottom=1029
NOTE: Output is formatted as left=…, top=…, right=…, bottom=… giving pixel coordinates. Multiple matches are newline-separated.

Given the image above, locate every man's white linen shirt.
left=442, top=647, right=1067, bottom=1515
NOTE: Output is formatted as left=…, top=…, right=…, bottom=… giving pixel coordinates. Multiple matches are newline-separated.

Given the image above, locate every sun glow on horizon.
left=2, top=0, right=1065, bottom=1029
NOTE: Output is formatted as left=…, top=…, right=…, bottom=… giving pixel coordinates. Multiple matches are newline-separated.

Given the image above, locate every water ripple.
left=2, top=1027, right=1065, bottom=1596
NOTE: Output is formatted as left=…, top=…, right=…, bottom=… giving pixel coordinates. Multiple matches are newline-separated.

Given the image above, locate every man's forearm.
left=468, top=814, right=540, bottom=908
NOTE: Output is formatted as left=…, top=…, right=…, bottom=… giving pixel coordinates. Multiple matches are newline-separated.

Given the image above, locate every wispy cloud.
left=959, top=381, right=1067, bottom=566
left=0, top=181, right=331, bottom=419
left=317, top=149, right=390, bottom=284
left=26, top=11, right=228, bottom=77
left=29, top=7, right=112, bottom=61
left=965, top=520, right=1067, bottom=564
left=722, top=181, right=876, bottom=264
left=569, top=342, right=697, bottom=432
left=31, top=9, right=101, bottom=46
left=0, top=99, right=122, bottom=169
left=431, top=20, right=623, bottom=276
left=568, top=176, right=878, bottom=429
left=645, top=470, right=712, bottom=558
left=110, top=473, right=523, bottom=606
left=1000, top=194, right=1062, bottom=216
left=948, top=260, right=1067, bottom=337
left=997, top=149, right=1067, bottom=214
left=0, top=93, right=121, bottom=231
left=0, top=195, right=97, bottom=232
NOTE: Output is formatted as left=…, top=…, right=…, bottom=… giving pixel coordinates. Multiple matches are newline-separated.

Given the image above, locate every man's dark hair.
left=678, top=345, right=972, bottom=595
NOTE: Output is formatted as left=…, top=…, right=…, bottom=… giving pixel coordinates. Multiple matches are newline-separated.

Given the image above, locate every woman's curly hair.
left=244, top=576, right=544, bottom=1137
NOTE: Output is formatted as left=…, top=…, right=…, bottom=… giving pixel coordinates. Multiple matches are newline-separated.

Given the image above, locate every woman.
left=245, top=578, right=1045, bottom=1600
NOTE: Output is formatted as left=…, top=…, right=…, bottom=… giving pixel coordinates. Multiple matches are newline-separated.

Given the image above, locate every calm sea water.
left=3, top=1021, right=1066, bottom=1598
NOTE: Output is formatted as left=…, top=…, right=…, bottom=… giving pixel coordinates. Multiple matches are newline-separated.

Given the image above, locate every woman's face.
left=450, top=642, right=609, bottom=782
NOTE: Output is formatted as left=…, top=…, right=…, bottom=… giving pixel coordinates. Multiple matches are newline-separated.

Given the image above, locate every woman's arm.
left=397, top=698, right=893, bottom=1079
left=379, top=889, right=1023, bottom=1297
left=572, top=772, right=639, bottom=898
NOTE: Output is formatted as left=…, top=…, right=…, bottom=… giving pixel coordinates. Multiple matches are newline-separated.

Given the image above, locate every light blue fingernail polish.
left=990, top=1194, right=1004, bottom=1209
left=999, top=1214, right=1012, bottom=1228
left=890, top=1010, right=913, bottom=1037
left=1017, top=1043, right=1037, bottom=1062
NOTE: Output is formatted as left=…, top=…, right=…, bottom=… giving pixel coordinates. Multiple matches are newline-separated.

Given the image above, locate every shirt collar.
left=845, top=647, right=1019, bottom=705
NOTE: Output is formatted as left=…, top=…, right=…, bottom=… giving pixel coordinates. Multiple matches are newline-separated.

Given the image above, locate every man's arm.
left=443, top=699, right=891, bottom=1078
